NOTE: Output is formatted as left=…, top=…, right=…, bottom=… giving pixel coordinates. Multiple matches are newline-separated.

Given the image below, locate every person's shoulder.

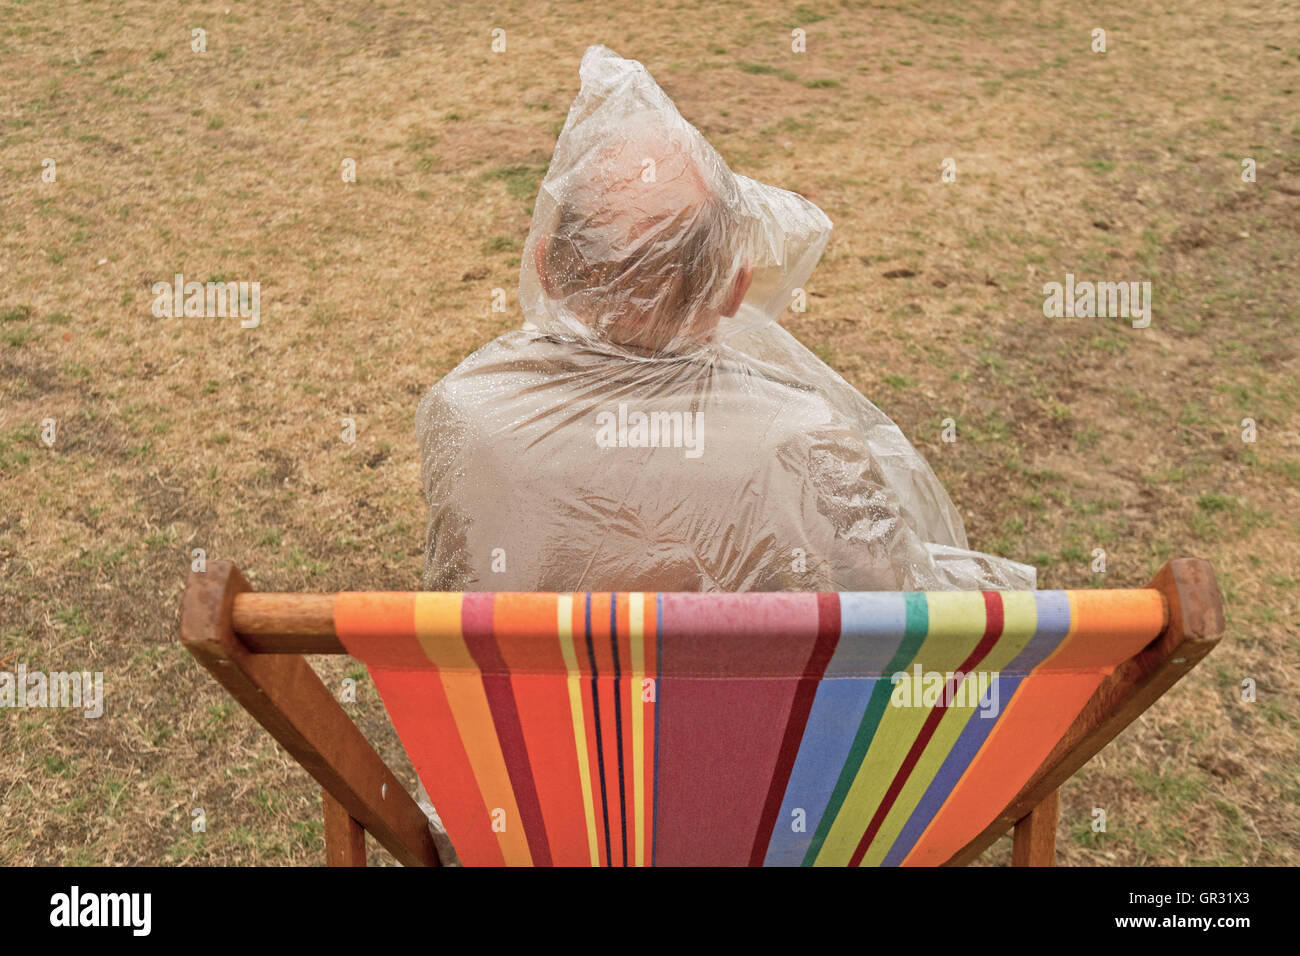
left=417, top=330, right=598, bottom=440
left=422, top=331, right=563, bottom=401
left=707, top=346, right=838, bottom=434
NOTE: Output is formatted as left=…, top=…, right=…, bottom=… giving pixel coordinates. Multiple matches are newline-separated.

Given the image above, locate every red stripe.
left=847, top=592, right=1005, bottom=867
left=748, top=593, right=841, bottom=866
left=460, top=593, right=553, bottom=866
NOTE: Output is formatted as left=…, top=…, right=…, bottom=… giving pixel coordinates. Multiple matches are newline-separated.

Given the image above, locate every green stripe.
left=801, top=592, right=930, bottom=866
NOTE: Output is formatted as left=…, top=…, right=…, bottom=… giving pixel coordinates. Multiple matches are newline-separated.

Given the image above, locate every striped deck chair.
left=178, top=558, right=1224, bottom=866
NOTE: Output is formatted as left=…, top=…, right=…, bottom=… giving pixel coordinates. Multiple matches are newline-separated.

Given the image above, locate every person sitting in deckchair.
left=416, top=46, right=1033, bottom=594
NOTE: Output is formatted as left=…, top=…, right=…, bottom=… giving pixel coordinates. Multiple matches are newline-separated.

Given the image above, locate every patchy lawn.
left=1, top=0, right=1296, bottom=865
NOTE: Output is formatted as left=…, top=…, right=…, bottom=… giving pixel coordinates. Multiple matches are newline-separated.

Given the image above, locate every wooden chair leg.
left=324, top=790, right=367, bottom=866
left=1011, top=788, right=1059, bottom=866
left=179, top=560, right=440, bottom=867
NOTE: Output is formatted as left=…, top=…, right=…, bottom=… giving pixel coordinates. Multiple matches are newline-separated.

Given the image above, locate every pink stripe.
left=653, top=593, right=820, bottom=865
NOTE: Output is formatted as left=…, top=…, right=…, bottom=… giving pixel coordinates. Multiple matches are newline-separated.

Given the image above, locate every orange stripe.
left=368, top=668, right=506, bottom=865
left=643, top=596, right=658, bottom=861
left=493, top=595, right=591, bottom=865
left=901, top=590, right=1166, bottom=865
left=411, top=594, right=532, bottom=865
left=335, top=593, right=508, bottom=865
left=1063, top=589, right=1166, bottom=668
left=334, top=592, right=422, bottom=665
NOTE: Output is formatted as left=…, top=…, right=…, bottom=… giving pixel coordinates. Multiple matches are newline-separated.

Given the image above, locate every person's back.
left=417, top=46, right=1034, bottom=595
left=421, top=332, right=891, bottom=591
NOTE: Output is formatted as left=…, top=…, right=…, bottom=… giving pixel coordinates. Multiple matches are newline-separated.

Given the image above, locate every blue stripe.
left=879, top=591, right=1072, bottom=865
left=764, top=593, right=909, bottom=865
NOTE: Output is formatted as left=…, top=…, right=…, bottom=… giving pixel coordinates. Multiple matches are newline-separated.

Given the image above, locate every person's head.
left=533, top=130, right=753, bottom=354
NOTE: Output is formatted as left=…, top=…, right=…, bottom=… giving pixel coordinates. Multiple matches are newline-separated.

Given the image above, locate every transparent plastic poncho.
left=417, top=45, right=1034, bottom=594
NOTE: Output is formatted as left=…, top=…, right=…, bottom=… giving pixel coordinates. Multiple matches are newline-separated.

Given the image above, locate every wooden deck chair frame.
left=177, top=558, right=1224, bottom=867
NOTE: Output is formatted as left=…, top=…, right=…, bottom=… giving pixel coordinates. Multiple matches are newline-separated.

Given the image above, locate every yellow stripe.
left=414, top=593, right=531, bottom=865
left=558, top=595, right=601, bottom=867
left=816, top=592, right=988, bottom=865
left=629, top=593, right=647, bottom=867
left=413, top=592, right=475, bottom=669
left=856, top=591, right=1038, bottom=866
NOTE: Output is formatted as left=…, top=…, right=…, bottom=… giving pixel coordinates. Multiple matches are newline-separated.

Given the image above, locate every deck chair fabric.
left=335, top=587, right=1166, bottom=867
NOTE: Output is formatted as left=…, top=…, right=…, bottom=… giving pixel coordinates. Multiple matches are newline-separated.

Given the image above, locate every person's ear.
left=534, top=237, right=555, bottom=298
left=719, top=263, right=753, bottom=318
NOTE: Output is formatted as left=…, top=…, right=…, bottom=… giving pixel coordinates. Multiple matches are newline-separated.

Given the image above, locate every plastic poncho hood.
left=519, top=46, right=834, bottom=356
left=417, top=45, right=1034, bottom=594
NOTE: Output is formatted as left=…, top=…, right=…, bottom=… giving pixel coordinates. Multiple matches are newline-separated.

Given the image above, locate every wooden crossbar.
left=178, top=558, right=1224, bottom=867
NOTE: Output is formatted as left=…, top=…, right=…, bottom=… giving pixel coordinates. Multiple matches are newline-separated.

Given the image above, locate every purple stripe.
left=460, top=593, right=553, bottom=866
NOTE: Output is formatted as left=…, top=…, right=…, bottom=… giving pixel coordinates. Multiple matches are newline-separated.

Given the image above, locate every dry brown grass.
left=1, top=0, right=1296, bottom=866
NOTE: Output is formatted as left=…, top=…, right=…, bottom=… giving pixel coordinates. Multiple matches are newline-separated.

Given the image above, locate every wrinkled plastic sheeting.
left=417, top=45, right=1035, bottom=594
left=518, top=46, right=834, bottom=355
